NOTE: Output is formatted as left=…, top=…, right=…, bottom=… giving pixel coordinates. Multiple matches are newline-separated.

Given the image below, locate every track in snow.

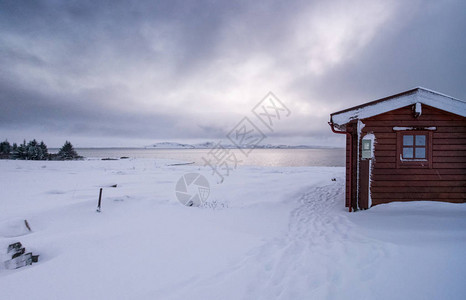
left=167, top=180, right=390, bottom=300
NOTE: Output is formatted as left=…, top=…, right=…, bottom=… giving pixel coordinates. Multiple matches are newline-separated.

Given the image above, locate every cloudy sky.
left=1, top=0, right=465, bottom=147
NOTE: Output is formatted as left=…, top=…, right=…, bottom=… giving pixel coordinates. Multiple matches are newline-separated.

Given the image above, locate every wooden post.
left=359, top=160, right=370, bottom=209
left=24, top=220, right=32, bottom=231
left=97, top=188, right=103, bottom=212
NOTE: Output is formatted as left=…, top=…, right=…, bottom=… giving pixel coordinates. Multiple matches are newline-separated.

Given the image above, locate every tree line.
left=0, top=139, right=81, bottom=160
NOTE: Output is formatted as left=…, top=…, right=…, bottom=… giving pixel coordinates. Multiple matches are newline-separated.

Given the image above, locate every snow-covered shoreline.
left=144, top=141, right=338, bottom=149
left=1, top=159, right=465, bottom=299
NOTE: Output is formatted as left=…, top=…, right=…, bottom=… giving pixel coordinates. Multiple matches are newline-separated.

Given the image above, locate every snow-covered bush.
left=57, top=141, right=80, bottom=160
left=8, top=139, right=49, bottom=160
left=11, top=140, right=28, bottom=159
left=1, top=139, right=81, bottom=160
left=26, top=140, right=48, bottom=160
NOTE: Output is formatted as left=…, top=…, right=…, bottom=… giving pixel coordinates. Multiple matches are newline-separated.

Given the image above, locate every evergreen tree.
left=15, top=140, right=27, bottom=159
left=58, top=141, right=78, bottom=160
left=0, top=140, right=11, bottom=154
left=10, top=143, right=18, bottom=159
left=39, top=141, right=48, bottom=160
left=27, top=139, right=41, bottom=160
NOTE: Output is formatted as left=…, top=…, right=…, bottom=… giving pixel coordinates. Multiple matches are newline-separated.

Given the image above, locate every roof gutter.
left=329, top=120, right=353, bottom=212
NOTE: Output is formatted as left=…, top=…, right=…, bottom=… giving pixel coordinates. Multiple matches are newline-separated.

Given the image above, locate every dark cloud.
left=291, top=0, right=466, bottom=107
left=0, top=0, right=465, bottom=147
left=0, top=78, right=231, bottom=141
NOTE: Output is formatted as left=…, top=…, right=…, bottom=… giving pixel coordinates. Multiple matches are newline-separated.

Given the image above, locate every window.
left=402, top=134, right=426, bottom=159
left=397, top=131, right=432, bottom=168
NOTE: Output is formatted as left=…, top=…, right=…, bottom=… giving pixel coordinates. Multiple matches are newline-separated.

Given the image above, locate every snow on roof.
left=330, top=87, right=466, bottom=126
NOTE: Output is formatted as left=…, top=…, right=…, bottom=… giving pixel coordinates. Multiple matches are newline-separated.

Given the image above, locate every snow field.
left=0, top=158, right=465, bottom=299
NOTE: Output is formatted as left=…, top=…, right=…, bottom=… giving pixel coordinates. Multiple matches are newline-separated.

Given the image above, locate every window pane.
left=415, top=147, right=426, bottom=158
left=403, top=147, right=413, bottom=158
left=403, top=135, right=413, bottom=146
left=415, top=135, right=426, bottom=146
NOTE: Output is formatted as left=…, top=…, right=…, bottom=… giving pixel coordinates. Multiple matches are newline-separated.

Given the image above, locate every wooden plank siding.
left=359, top=104, right=466, bottom=206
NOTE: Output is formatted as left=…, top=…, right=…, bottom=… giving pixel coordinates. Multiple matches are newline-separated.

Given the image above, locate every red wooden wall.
left=358, top=104, right=466, bottom=206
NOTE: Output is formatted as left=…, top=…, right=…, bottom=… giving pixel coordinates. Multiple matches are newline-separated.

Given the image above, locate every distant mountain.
left=145, top=142, right=195, bottom=149
left=145, top=142, right=335, bottom=149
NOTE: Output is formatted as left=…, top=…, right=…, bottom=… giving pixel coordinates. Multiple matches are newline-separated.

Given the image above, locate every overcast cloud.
left=1, top=0, right=465, bottom=147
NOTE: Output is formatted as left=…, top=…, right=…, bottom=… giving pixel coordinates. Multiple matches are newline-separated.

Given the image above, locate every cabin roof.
left=330, top=87, right=466, bottom=126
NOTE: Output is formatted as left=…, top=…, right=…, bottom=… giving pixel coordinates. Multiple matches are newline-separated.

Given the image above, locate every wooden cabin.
left=329, top=87, right=466, bottom=211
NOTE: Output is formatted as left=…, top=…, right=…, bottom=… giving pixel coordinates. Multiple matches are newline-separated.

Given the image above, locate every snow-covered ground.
left=0, top=159, right=465, bottom=299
